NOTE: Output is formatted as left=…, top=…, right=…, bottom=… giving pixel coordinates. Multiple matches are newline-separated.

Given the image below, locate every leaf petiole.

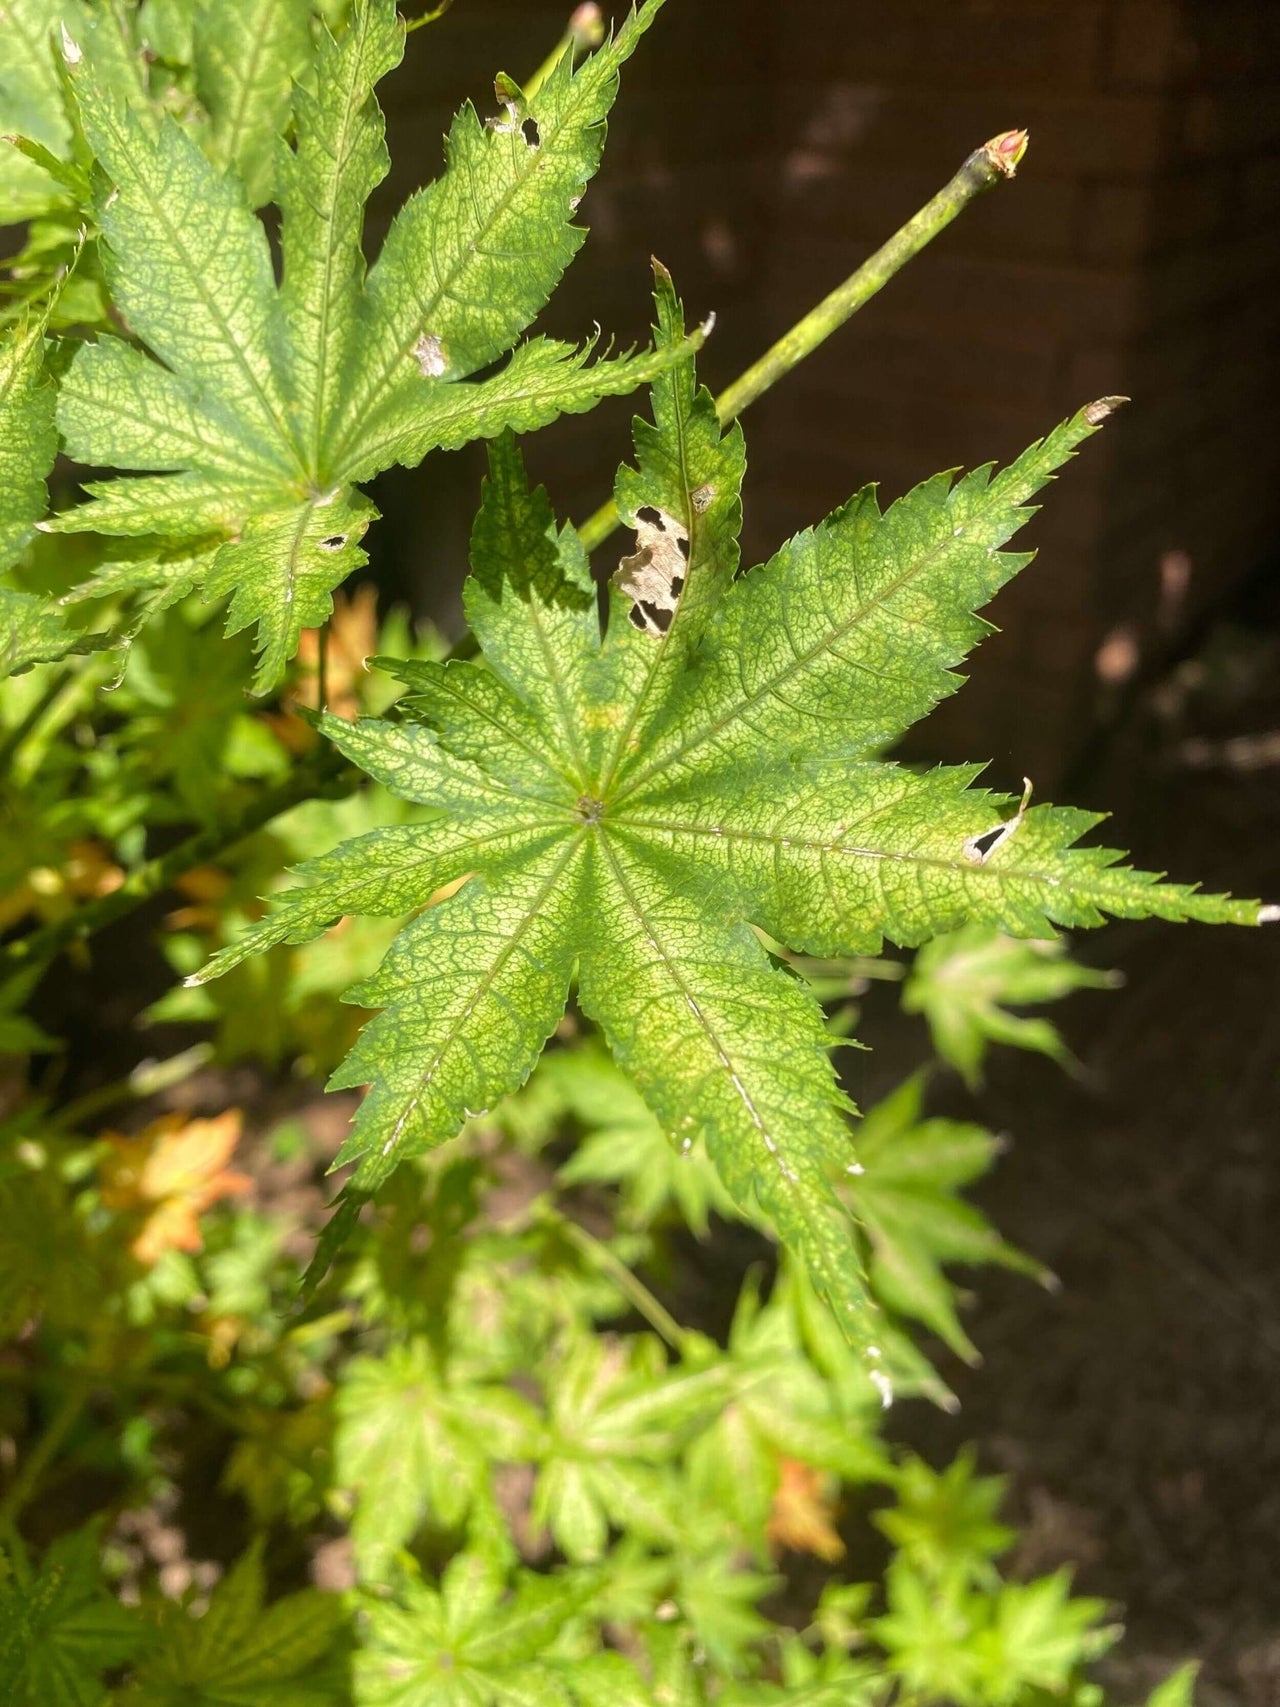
left=577, top=129, right=1029, bottom=552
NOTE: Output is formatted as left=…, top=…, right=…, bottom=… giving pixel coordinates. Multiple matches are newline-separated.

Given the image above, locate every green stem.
left=0, top=746, right=354, bottom=979
left=523, top=3, right=605, bottom=101
left=577, top=128, right=1029, bottom=553
left=542, top=1203, right=688, bottom=1352
left=403, top=0, right=453, bottom=30
left=0, top=1379, right=88, bottom=1525
left=9, top=657, right=106, bottom=788
left=46, top=1043, right=215, bottom=1135
left=0, top=667, right=69, bottom=774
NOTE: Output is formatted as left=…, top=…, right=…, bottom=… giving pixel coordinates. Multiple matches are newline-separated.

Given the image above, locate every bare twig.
left=577, top=129, right=1029, bottom=552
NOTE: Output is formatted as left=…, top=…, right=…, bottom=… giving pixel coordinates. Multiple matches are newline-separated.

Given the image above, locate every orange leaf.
left=766, top=1458, right=845, bottom=1562
left=101, top=1110, right=251, bottom=1266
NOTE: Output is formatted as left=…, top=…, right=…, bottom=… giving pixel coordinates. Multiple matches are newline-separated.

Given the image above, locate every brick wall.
left=374, top=0, right=1280, bottom=780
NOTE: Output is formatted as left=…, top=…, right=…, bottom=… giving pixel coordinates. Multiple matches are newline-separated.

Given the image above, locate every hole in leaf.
left=966, top=827, right=1005, bottom=861
left=521, top=117, right=540, bottom=148
left=629, top=599, right=675, bottom=634
left=614, top=505, right=691, bottom=638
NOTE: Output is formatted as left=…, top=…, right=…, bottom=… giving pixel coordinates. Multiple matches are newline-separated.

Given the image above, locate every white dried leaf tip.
left=1084, top=395, right=1128, bottom=425
left=60, top=22, right=82, bottom=61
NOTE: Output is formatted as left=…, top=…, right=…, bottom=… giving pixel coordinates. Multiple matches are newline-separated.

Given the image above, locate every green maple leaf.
left=529, top=1333, right=734, bottom=1562
left=1, top=317, right=111, bottom=675
left=45, top=0, right=691, bottom=688
left=116, top=1542, right=346, bottom=1707
left=874, top=1450, right=1015, bottom=1586
left=971, top=1572, right=1113, bottom=1706
left=548, top=1044, right=738, bottom=1234
left=903, top=921, right=1116, bottom=1087
left=0, top=1526, right=145, bottom=1707
left=356, top=1553, right=655, bottom=1707
left=687, top=1276, right=890, bottom=1548
left=195, top=271, right=1263, bottom=1373
left=334, top=1339, right=541, bottom=1580
left=852, top=1074, right=1044, bottom=1363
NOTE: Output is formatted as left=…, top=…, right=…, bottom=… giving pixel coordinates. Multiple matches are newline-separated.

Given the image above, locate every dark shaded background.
left=369, top=1, right=1280, bottom=1692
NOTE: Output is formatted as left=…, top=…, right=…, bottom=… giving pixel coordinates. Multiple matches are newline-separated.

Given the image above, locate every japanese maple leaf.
left=43, top=0, right=690, bottom=688
left=195, top=272, right=1264, bottom=1374
left=767, top=1459, right=846, bottom=1563
left=100, top=1108, right=250, bottom=1265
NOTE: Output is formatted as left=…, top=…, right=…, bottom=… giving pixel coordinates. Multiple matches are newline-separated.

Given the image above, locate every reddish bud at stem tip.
left=985, top=128, right=1029, bottom=177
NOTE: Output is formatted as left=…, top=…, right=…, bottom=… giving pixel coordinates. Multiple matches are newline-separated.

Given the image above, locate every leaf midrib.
left=340, top=49, right=611, bottom=445
left=598, top=357, right=698, bottom=796
left=98, top=101, right=301, bottom=472
left=611, top=473, right=1020, bottom=805
left=358, top=832, right=582, bottom=1170
left=596, top=835, right=813, bottom=1198
left=422, top=664, right=579, bottom=797
left=210, top=6, right=278, bottom=186
left=65, top=365, right=282, bottom=482
left=288, top=819, right=567, bottom=928
left=612, top=809, right=1068, bottom=894
left=302, top=3, right=380, bottom=476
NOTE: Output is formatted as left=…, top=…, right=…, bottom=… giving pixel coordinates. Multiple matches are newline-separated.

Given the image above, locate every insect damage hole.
left=486, top=97, right=520, bottom=135
left=520, top=117, right=540, bottom=148
left=318, top=535, right=347, bottom=552
left=963, top=776, right=1033, bottom=866
left=614, top=505, right=690, bottom=637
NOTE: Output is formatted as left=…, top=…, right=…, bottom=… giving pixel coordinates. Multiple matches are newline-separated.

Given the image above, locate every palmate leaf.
left=197, top=274, right=1266, bottom=1374
left=334, top=1338, right=541, bottom=1580
left=902, top=921, right=1116, bottom=1088
left=0, top=1526, right=145, bottom=1707
left=0, top=317, right=113, bottom=675
left=850, top=1076, right=1043, bottom=1364
left=0, top=0, right=81, bottom=224
left=46, top=0, right=688, bottom=688
left=356, top=1555, right=656, bottom=1707
left=118, top=1542, right=347, bottom=1707
left=528, top=1334, right=734, bottom=1562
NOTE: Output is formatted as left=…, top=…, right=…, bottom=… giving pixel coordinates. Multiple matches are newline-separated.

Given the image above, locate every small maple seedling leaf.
left=44, top=0, right=692, bottom=688
left=121, top=1541, right=347, bottom=1707
left=766, top=1459, right=846, bottom=1562
left=903, top=920, right=1116, bottom=1088
left=851, top=1075, right=1044, bottom=1364
left=100, top=1108, right=250, bottom=1264
left=357, top=1553, right=651, bottom=1707
left=196, top=271, right=1264, bottom=1374
left=0, top=1526, right=145, bottom=1707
